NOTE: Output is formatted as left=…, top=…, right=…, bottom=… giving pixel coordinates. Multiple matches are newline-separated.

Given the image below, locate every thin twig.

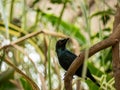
left=12, top=44, right=47, bottom=90
left=0, top=30, right=67, bottom=50
left=4, top=57, right=40, bottom=90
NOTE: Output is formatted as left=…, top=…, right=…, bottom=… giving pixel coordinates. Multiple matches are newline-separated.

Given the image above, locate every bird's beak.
left=63, top=38, right=69, bottom=44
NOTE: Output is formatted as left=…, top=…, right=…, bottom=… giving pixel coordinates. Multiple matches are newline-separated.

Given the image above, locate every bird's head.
left=56, top=38, right=69, bottom=51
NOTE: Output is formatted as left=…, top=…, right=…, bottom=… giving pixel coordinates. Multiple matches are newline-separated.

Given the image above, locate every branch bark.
left=112, top=5, right=120, bottom=90
left=64, top=8, right=120, bottom=89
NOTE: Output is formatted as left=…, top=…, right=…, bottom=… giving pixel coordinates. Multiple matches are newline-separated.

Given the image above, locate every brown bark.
left=112, top=5, right=120, bottom=90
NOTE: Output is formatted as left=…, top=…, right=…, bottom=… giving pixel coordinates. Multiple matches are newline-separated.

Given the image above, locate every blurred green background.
left=0, top=0, right=117, bottom=90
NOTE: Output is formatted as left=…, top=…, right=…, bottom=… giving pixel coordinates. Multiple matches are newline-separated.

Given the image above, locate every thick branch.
left=112, top=5, right=120, bottom=90
left=64, top=23, right=120, bottom=90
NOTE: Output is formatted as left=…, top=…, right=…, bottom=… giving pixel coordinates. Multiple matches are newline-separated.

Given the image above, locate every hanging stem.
left=56, top=0, right=68, bottom=31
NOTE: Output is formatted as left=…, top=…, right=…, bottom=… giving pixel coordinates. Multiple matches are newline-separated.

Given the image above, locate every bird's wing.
left=65, top=50, right=77, bottom=60
left=65, top=50, right=83, bottom=76
left=59, top=50, right=77, bottom=70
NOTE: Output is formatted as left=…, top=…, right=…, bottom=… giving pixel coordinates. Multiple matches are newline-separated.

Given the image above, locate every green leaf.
left=20, top=77, right=33, bottom=90
left=90, top=9, right=114, bottom=19
left=88, top=62, right=112, bottom=81
left=86, top=79, right=99, bottom=90
left=88, top=62, right=103, bottom=77
left=50, top=0, right=64, bottom=4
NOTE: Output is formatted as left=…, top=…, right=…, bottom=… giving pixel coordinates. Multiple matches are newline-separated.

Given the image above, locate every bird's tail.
left=87, top=73, right=100, bottom=87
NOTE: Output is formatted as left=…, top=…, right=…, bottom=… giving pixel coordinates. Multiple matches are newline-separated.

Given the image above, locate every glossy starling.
left=56, top=38, right=99, bottom=86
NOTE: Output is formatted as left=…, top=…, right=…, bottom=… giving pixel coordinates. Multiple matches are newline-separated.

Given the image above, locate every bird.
left=56, top=38, right=99, bottom=86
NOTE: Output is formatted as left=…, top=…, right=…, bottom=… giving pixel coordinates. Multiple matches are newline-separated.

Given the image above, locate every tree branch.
left=112, top=5, right=120, bottom=90
left=64, top=21, right=120, bottom=90
left=0, top=30, right=67, bottom=50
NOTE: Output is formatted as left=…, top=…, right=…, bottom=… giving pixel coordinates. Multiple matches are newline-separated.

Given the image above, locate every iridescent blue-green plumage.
left=56, top=38, right=99, bottom=86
